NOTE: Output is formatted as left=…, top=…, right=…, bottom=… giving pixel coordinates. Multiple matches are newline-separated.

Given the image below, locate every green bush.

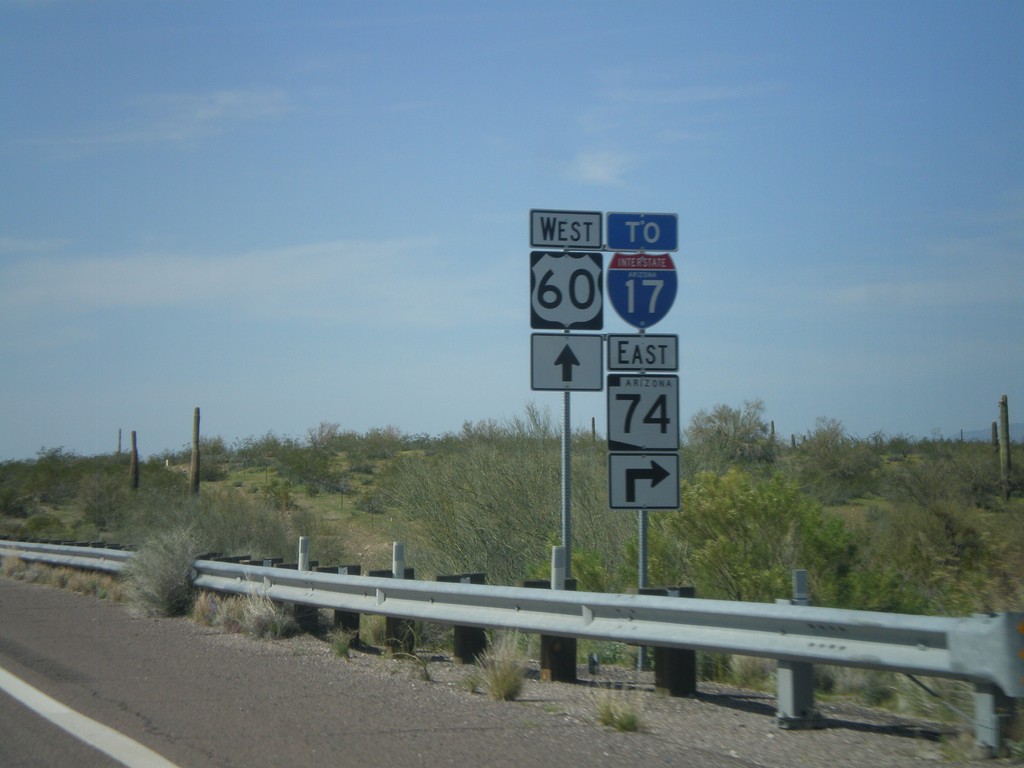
left=647, top=469, right=855, bottom=604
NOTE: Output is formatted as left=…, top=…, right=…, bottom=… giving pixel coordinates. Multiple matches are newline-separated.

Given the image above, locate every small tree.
left=682, top=399, right=774, bottom=476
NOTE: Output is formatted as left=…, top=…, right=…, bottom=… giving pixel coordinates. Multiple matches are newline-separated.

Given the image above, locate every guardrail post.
left=519, top=547, right=578, bottom=683
left=776, top=569, right=822, bottom=729
left=437, top=573, right=488, bottom=664
left=638, top=586, right=697, bottom=697
left=288, top=537, right=319, bottom=633
left=316, top=564, right=362, bottom=643
left=369, top=543, right=416, bottom=654
left=973, top=681, right=1015, bottom=757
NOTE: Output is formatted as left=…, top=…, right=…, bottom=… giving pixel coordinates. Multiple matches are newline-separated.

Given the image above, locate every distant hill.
left=960, top=423, right=1024, bottom=442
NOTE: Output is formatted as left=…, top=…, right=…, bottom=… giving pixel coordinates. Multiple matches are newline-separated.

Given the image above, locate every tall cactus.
left=189, top=407, right=201, bottom=496
left=129, top=431, right=139, bottom=490
left=998, top=395, right=1011, bottom=501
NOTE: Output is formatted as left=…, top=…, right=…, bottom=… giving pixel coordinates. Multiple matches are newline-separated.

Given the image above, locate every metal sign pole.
left=637, top=507, right=648, bottom=670
left=561, top=387, right=572, bottom=580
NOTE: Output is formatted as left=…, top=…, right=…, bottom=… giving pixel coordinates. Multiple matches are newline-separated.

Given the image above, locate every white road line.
left=0, top=664, right=180, bottom=768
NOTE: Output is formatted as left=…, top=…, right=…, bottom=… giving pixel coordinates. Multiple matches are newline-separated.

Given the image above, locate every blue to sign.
left=607, top=212, right=678, bottom=252
left=607, top=252, right=677, bottom=329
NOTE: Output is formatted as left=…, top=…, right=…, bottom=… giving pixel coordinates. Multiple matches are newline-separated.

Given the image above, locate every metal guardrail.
left=0, top=540, right=132, bottom=574
left=2, top=538, right=1021, bottom=755
left=188, top=558, right=1023, bottom=698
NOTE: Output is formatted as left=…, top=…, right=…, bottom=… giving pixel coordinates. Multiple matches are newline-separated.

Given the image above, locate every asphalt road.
left=4, top=575, right=992, bottom=767
left=0, top=578, right=763, bottom=768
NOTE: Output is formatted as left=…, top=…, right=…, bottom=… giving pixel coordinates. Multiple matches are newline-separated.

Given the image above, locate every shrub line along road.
left=0, top=577, right=989, bottom=767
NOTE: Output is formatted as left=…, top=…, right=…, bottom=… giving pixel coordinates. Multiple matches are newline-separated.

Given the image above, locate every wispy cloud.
left=35, top=88, right=290, bottom=152
left=566, top=149, right=635, bottom=185
left=601, top=83, right=777, bottom=107
left=0, top=238, right=512, bottom=334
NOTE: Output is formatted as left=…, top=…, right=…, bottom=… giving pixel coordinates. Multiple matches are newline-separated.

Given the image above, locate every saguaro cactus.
left=998, top=395, right=1011, bottom=501
left=129, top=431, right=139, bottom=490
left=189, top=407, right=201, bottom=496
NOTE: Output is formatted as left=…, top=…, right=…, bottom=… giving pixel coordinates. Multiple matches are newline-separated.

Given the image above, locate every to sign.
left=607, top=374, right=679, bottom=452
left=607, top=212, right=678, bottom=252
left=531, top=334, right=603, bottom=391
left=607, top=334, right=678, bottom=371
left=530, top=251, right=603, bottom=330
left=606, top=252, right=677, bottom=329
left=530, top=209, right=603, bottom=249
left=608, top=453, right=679, bottom=509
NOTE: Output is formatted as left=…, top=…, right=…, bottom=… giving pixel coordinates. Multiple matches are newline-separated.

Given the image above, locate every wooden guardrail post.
left=520, top=546, right=577, bottom=683
left=316, top=565, right=362, bottom=642
left=436, top=572, right=488, bottom=663
left=637, top=586, right=697, bottom=696
left=368, top=542, right=416, bottom=654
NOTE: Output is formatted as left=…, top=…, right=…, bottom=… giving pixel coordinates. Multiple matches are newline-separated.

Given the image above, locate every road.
left=0, top=577, right=978, bottom=767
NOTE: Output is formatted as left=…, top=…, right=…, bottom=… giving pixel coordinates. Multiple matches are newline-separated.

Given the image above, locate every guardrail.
left=0, top=539, right=132, bottom=574
left=1, top=537, right=1020, bottom=757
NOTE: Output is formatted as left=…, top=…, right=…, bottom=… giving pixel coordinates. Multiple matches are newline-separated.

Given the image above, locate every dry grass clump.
left=191, top=591, right=247, bottom=632
left=241, top=592, right=298, bottom=639
left=595, top=687, right=644, bottom=732
left=2, top=555, right=26, bottom=578
left=191, top=590, right=296, bottom=638
left=327, top=628, right=358, bottom=659
left=1, top=557, right=122, bottom=601
left=477, top=631, right=527, bottom=701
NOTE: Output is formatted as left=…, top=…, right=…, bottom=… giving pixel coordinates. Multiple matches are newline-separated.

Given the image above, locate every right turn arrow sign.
left=608, top=453, right=679, bottom=509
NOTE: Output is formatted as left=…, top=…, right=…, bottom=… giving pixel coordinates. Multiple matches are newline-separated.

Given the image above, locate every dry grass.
left=477, top=631, right=527, bottom=701
left=1, top=557, right=122, bottom=601
left=1, top=555, right=26, bottom=577
left=595, top=687, right=644, bottom=732
left=240, top=591, right=298, bottom=639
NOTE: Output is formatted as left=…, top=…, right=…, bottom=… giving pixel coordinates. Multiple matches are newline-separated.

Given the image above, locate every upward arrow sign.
left=553, top=344, right=580, bottom=382
left=530, top=333, right=602, bottom=392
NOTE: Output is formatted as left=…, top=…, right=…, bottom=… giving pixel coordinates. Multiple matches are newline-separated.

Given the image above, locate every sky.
left=1, top=1, right=1022, bottom=460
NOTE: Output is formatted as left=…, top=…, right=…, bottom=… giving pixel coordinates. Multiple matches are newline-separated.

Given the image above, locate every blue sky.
left=1, top=1, right=1021, bottom=460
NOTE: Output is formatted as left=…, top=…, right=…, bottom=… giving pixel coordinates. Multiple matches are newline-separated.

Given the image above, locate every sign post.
left=530, top=212, right=605, bottom=582
left=528, top=208, right=681, bottom=601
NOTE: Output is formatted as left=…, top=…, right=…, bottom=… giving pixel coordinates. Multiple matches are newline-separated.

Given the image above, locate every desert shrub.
left=788, top=418, right=881, bottom=505
left=0, top=485, right=30, bottom=518
left=682, top=400, right=775, bottom=476
left=123, top=525, right=201, bottom=617
left=882, top=443, right=1002, bottom=509
left=851, top=501, right=991, bottom=615
left=78, top=471, right=131, bottom=531
left=21, top=512, right=70, bottom=539
left=116, top=486, right=289, bottom=561
left=381, top=406, right=631, bottom=586
left=645, top=469, right=855, bottom=604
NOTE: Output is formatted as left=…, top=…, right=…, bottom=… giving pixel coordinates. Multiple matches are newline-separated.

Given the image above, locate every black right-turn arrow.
left=625, top=460, right=670, bottom=502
